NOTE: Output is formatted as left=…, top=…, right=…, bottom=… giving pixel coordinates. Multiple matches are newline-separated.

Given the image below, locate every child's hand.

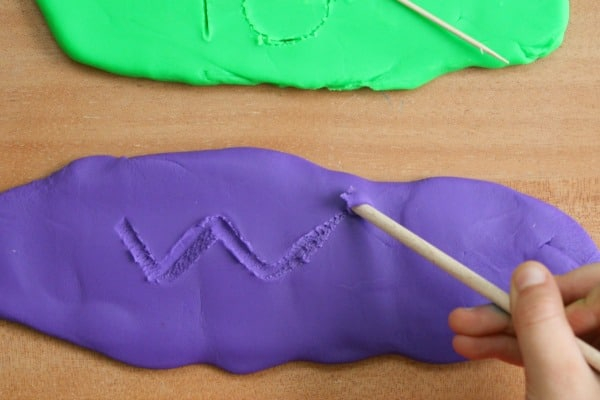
left=449, top=261, right=600, bottom=399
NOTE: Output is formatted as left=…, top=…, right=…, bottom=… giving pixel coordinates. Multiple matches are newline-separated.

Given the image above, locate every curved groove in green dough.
left=36, top=0, right=569, bottom=90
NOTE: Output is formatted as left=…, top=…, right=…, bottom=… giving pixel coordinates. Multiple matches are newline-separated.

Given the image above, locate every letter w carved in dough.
left=116, top=213, right=346, bottom=283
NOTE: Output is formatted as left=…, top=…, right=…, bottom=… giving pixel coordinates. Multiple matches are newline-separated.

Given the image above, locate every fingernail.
left=515, top=263, right=546, bottom=291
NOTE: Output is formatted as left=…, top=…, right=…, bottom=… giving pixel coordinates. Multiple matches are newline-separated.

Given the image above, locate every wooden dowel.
left=351, top=203, right=600, bottom=372
left=395, top=0, right=510, bottom=64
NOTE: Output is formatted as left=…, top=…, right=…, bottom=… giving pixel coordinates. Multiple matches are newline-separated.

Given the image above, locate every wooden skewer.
left=395, top=0, right=510, bottom=64
left=351, top=203, right=600, bottom=372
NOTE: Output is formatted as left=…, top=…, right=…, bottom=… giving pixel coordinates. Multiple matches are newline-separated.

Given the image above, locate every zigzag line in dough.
left=115, top=212, right=346, bottom=283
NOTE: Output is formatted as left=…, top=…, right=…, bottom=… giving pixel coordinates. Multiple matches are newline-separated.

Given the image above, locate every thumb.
left=510, top=261, right=590, bottom=397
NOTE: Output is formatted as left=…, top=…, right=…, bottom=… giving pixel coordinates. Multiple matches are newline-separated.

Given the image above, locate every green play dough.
left=36, top=0, right=569, bottom=90
left=242, top=0, right=332, bottom=44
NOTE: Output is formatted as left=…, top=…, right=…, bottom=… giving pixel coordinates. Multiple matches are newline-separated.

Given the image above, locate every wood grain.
left=1, top=1, right=599, bottom=398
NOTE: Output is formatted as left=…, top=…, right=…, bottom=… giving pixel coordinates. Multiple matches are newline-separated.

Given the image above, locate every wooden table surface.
left=1, top=1, right=599, bottom=399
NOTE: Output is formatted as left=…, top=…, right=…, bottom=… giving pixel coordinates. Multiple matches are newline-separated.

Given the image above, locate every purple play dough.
left=0, top=148, right=598, bottom=372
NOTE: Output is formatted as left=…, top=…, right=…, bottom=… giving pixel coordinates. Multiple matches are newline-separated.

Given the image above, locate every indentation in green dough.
left=242, top=0, right=331, bottom=45
left=201, top=0, right=211, bottom=41
left=35, top=0, right=569, bottom=90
